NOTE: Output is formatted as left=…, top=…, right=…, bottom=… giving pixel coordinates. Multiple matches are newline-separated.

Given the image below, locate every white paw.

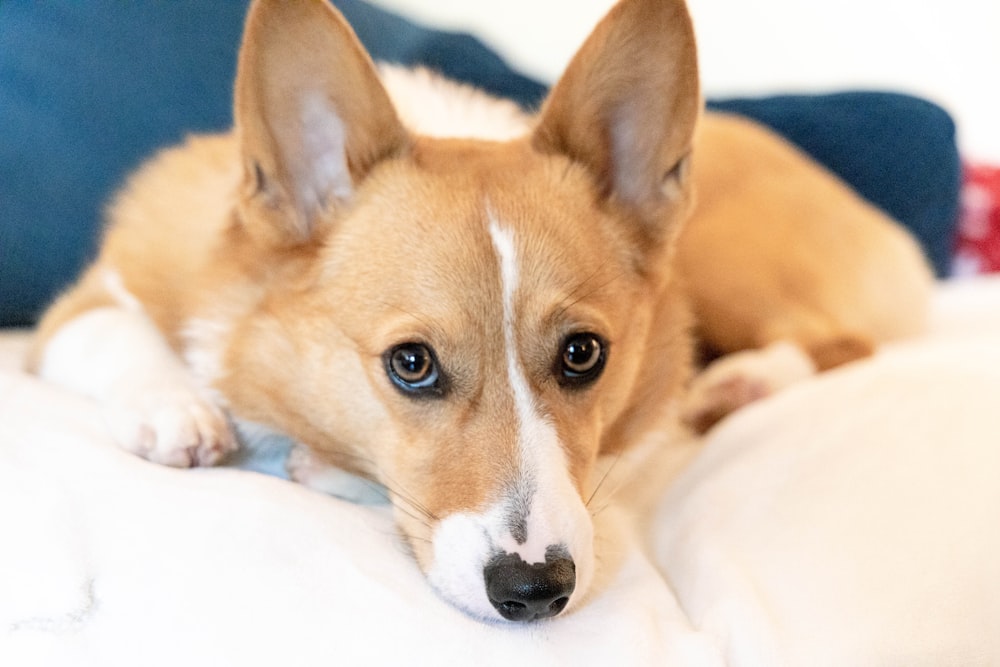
left=287, top=445, right=387, bottom=505
left=683, top=341, right=817, bottom=434
left=103, top=381, right=237, bottom=468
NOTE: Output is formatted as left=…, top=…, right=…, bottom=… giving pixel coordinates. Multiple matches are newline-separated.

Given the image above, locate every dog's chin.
left=404, top=501, right=596, bottom=624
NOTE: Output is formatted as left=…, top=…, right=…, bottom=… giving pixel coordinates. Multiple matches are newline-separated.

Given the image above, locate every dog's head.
left=222, top=0, right=699, bottom=622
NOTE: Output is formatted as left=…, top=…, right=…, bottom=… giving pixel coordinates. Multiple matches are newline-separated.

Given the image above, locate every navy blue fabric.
left=708, top=94, right=962, bottom=278
left=1, top=2, right=248, bottom=327
left=0, top=1, right=959, bottom=326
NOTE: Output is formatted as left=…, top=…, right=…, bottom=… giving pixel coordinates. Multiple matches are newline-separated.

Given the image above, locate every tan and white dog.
left=29, top=0, right=932, bottom=622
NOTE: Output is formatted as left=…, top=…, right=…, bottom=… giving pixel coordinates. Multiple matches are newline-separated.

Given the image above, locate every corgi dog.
left=29, top=0, right=932, bottom=623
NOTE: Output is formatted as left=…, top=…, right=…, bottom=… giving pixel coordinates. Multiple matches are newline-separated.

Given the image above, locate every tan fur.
left=680, top=113, right=933, bottom=368
left=31, top=0, right=932, bottom=607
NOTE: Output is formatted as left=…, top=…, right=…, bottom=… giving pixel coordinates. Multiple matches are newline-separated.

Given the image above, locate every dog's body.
left=30, top=0, right=932, bottom=622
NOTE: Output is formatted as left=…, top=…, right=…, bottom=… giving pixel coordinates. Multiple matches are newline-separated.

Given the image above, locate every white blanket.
left=2, top=277, right=999, bottom=666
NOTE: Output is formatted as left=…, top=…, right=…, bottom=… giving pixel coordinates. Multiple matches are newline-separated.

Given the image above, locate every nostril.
left=548, top=596, right=569, bottom=615
left=483, top=551, right=576, bottom=622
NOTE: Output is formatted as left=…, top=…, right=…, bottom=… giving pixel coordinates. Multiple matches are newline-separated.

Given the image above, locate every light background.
left=371, top=0, right=1000, bottom=163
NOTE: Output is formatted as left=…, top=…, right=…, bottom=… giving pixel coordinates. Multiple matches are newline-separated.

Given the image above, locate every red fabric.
left=954, top=165, right=1000, bottom=275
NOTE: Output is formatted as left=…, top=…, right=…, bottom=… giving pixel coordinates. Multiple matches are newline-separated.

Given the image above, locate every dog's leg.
left=683, top=291, right=880, bottom=433
left=682, top=340, right=820, bottom=434
left=35, top=305, right=237, bottom=467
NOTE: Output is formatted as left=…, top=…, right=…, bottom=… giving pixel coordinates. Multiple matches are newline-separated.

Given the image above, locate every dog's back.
left=684, top=112, right=932, bottom=366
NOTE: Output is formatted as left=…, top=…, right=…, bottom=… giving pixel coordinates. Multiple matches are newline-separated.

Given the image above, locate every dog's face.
left=221, top=0, right=699, bottom=622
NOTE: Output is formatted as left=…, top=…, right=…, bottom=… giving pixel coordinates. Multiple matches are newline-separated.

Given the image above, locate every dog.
left=29, top=0, right=932, bottom=623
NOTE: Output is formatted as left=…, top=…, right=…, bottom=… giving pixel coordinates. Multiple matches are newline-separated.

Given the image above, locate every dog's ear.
left=533, top=0, right=700, bottom=243
left=234, top=0, right=408, bottom=247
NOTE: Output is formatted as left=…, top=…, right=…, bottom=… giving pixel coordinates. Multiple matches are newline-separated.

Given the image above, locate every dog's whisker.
left=353, top=473, right=437, bottom=524
left=553, top=262, right=609, bottom=313
left=585, top=445, right=627, bottom=510
left=385, top=499, right=435, bottom=531
left=310, top=451, right=434, bottom=515
left=588, top=499, right=616, bottom=520
left=289, top=447, right=438, bottom=523
left=379, top=478, right=438, bottom=521
left=376, top=299, right=439, bottom=333
left=553, top=269, right=627, bottom=321
left=351, top=475, right=436, bottom=530
left=387, top=492, right=437, bottom=524
left=362, top=472, right=439, bottom=523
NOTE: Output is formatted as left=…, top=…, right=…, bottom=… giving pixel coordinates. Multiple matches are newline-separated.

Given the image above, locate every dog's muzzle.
left=483, top=549, right=576, bottom=622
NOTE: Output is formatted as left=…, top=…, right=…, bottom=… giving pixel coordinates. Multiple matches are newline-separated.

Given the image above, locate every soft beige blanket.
left=2, top=278, right=998, bottom=666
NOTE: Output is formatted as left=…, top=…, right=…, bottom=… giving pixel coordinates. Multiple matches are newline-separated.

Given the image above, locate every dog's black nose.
left=483, top=551, right=576, bottom=622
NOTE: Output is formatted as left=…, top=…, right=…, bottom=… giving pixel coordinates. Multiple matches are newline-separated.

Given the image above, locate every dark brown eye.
left=386, top=343, right=442, bottom=396
left=559, top=333, right=606, bottom=387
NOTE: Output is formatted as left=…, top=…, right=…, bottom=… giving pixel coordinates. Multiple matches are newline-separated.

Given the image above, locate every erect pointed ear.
left=533, top=0, right=700, bottom=240
left=235, top=0, right=408, bottom=247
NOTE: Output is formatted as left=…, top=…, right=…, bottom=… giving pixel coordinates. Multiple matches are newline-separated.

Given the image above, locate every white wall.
left=370, top=0, right=1000, bottom=163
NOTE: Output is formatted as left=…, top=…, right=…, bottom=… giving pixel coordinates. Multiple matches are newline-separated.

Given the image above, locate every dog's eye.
left=385, top=343, right=443, bottom=397
left=558, top=333, right=606, bottom=387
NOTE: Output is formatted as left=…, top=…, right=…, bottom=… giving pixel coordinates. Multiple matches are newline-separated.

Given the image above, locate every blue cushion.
left=0, top=1, right=959, bottom=326
left=1, top=2, right=246, bottom=326
left=709, top=94, right=961, bottom=277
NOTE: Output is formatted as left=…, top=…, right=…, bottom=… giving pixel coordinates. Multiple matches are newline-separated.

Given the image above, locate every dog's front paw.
left=682, top=341, right=817, bottom=434
left=103, top=381, right=237, bottom=468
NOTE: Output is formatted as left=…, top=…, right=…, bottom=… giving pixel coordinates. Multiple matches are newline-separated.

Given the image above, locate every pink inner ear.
left=233, top=0, right=410, bottom=246
left=608, top=99, right=655, bottom=208
left=530, top=0, right=699, bottom=226
left=296, top=93, right=354, bottom=215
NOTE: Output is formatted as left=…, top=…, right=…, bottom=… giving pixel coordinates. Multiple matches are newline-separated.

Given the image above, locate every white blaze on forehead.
left=487, top=215, right=594, bottom=568
left=425, top=213, right=595, bottom=620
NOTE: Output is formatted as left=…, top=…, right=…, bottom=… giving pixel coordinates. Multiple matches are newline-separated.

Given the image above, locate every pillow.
left=0, top=0, right=960, bottom=327
left=708, top=93, right=962, bottom=277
